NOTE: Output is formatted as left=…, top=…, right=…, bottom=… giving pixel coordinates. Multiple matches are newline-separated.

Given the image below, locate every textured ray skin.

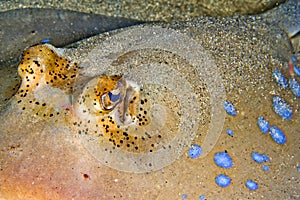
left=2, top=43, right=169, bottom=161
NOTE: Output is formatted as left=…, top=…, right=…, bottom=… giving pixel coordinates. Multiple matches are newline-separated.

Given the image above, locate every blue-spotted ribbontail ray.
left=1, top=6, right=300, bottom=197
left=1, top=26, right=226, bottom=173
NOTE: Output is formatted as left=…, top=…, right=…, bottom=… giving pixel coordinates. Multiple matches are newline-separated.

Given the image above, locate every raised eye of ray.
left=78, top=26, right=226, bottom=173
left=108, top=91, right=121, bottom=102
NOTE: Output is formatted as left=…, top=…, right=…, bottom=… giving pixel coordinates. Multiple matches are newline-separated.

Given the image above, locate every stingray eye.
left=108, top=91, right=120, bottom=102
left=100, top=91, right=121, bottom=110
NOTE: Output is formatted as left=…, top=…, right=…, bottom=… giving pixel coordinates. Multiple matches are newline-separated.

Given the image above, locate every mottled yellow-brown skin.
left=14, top=44, right=79, bottom=120
left=74, top=74, right=166, bottom=153
left=18, top=44, right=79, bottom=94
left=14, top=44, right=163, bottom=154
left=0, top=43, right=181, bottom=199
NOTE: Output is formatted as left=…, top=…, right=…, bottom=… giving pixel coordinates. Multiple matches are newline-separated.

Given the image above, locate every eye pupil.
left=108, top=92, right=120, bottom=102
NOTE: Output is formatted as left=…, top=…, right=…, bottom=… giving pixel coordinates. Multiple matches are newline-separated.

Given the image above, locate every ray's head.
left=73, top=74, right=176, bottom=153
left=74, top=75, right=141, bottom=126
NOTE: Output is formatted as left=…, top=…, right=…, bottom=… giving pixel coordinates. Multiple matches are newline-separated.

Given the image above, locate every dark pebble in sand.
left=269, top=126, right=286, bottom=144
left=214, top=152, right=233, bottom=168
left=272, top=96, right=292, bottom=120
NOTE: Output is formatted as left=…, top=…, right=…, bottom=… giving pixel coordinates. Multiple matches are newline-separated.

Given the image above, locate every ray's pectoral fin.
left=14, top=44, right=80, bottom=119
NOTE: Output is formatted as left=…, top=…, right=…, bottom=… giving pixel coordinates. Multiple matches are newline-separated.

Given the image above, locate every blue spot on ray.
left=291, top=56, right=297, bottom=62
left=257, top=116, right=269, bottom=134
left=188, top=144, right=202, bottom=159
left=215, top=174, right=231, bottom=187
left=251, top=152, right=270, bottom=163
left=214, top=152, right=233, bottom=168
left=272, top=96, right=292, bottom=120
left=40, top=38, right=52, bottom=44
left=262, top=165, right=270, bottom=171
left=294, top=65, right=300, bottom=76
left=226, top=129, right=234, bottom=137
left=269, top=126, right=286, bottom=144
left=223, top=101, right=237, bottom=116
left=273, top=70, right=288, bottom=89
left=289, top=78, right=300, bottom=97
left=245, top=180, right=258, bottom=190
left=199, top=194, right=205, bottom=200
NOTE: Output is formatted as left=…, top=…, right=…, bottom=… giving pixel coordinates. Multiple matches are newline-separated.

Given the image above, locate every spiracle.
left=75, top=26, right=226, bottom=173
